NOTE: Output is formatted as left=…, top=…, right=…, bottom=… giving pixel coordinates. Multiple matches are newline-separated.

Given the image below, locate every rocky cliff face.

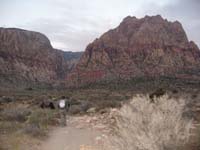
left=67, top=15, right=200, bottom=86
left=0, top=28, right=81, bottom=88
left=57, top=50, right=83, bottom=72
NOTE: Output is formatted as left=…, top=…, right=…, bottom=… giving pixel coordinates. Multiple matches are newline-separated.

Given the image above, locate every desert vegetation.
left=108, top=95, right=193, bottom=150
left=0, top=104, right=58, bottom=149
left=1, top=87, right=200, bottom=150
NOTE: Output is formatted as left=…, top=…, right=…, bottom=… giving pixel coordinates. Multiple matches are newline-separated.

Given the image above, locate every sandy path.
left=41, top=116, right=106, bottom=150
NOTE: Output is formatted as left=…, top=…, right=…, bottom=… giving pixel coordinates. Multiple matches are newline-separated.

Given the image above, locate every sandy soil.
left=41, top=127, right=100, bottom=150
left=41, top=115, right=110, bottom=150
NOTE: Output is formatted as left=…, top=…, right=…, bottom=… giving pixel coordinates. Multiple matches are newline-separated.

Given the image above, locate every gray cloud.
left=0, top=0, right=199, bottom=51
left=20, top=15, right=115, bottom=51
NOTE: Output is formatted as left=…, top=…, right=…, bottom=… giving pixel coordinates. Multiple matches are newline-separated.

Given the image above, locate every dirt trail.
left=41, top=115, right=109, bottom=150
left=41, top=127, right=101, bottom=150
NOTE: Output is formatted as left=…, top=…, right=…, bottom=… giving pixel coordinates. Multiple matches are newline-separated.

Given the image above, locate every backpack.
left=59, top=99, right=66, bottom=109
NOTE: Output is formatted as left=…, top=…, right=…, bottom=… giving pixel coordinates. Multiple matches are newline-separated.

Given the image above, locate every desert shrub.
left=69, top=105, right=83, bottom=114
left=0, top=121, right=23, bottom=134
left=69, top=104, right=89, bottom=114
left=22, top=124, right=46, bottom=137
left=68, top=101, right=92, bottom=114
left=109, top=95, right=192, bottom=150
left=0, top=108, right=31, bottom=122
left=27, top=109, right=57, bottom=129
left=80, top=101, right=91, bottom=112
left=21, top=108, right=58, bottom=137
left=149, top=88, right=166, bottom=100
left=0, top=96, right=15, bottom=105
left=95, top=100, right=121, bottom=111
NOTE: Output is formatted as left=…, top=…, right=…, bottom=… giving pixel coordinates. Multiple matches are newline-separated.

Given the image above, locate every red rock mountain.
left=0, top=28, right=81, bottom=88
left=67, top=15, right=200, bottom=86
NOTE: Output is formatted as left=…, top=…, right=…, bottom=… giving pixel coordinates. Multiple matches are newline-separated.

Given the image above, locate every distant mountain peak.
left=66, top=15, right=200, bottom=86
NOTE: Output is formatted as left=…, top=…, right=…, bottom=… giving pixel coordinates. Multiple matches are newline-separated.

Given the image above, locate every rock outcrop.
left=57, top=50, right=83, bottom=72
left=67, top=15, right=200, bottom=86
left=0, top=28, right=81, bottom=88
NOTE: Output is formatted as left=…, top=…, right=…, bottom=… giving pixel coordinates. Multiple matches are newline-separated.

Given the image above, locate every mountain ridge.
left=0, top=27, right=82, bottom=88
left=66, top=15, right=200, bottom=86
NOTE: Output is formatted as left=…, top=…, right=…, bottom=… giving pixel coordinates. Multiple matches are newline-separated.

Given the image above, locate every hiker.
left=58, top=98, right=71, bottom=126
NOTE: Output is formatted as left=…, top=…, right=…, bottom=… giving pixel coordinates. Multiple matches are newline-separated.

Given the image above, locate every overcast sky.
left=0, top=0, right=199, bottom=51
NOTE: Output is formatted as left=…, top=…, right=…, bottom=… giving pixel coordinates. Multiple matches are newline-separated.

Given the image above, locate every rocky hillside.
left=67, top=15, right=200, bottom=86
left=0, top=28, right=82, bottom=88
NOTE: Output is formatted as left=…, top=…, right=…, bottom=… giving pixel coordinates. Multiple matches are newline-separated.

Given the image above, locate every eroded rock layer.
left=67, top=15, right=200, bottom=86
left=0, top=28, right=80, bottom=88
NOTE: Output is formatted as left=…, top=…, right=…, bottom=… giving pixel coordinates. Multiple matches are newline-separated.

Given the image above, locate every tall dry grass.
left=109, top=95, right=193, bottom=150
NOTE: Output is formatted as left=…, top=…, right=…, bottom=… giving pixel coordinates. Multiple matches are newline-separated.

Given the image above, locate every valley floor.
left=1, top=86, right=200, bottom=150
